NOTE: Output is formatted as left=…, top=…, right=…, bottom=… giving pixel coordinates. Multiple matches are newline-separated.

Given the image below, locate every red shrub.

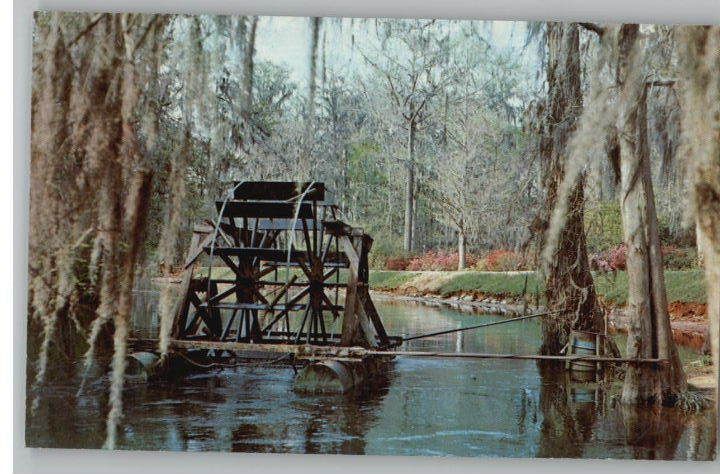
left=608, top=244, right=627, bottom=270
left=385, top=256, right=411, bottom=270
left=590, top=244, right=627, bottom=272
left=393, top=250, right=478, bottom=271
left=485, top=249, right=523, bottom=271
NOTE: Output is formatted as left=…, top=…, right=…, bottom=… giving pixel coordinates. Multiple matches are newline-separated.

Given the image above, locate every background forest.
left=30, top=14, right=700, bottom=273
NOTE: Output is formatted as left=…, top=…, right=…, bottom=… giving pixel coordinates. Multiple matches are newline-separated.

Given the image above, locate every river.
left=25, top=289, right=717, bottom=460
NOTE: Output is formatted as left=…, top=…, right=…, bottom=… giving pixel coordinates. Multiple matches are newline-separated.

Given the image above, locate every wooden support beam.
left=339, top=233, right=368, bottom=347
left=171, top=230, right=206, bottom=338
left=129, top=338, right=670, bottom=364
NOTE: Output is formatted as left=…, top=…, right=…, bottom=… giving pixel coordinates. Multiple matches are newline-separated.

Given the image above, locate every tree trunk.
left=305, top=17, right=321, bottom=145
left=240, top=16, right=258, bottom=149
left=341, top=146, right=349, bottom=215
left=679, top=25, right=720, bottom=384
left=616, top=24, right=685, bottom=405
left=540, top=22, right=603, bottom=354
left=458, top=224, right=466, bottom=270
left=404, top=118, right=416, bottom=253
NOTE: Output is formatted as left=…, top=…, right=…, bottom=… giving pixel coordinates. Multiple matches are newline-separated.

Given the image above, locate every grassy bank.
left=195, top=266, right=705, bottom=305
left=369, top=269, right=706, bottom=305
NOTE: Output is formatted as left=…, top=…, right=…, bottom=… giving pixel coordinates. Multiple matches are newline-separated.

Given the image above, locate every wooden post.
left=340, top=230, right=367, bottom=346
left=170, top=224, right=212, bottom=339
left=339, top=230, right=388, bottom=348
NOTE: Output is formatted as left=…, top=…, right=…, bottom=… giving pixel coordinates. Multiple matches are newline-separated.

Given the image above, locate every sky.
left=254, top=16, right=538, bottom=90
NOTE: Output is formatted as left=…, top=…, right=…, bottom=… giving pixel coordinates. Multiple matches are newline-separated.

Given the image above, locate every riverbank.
left=369, top=270, right=715, bottom=392
left=369, top=269, right=710, bottom=351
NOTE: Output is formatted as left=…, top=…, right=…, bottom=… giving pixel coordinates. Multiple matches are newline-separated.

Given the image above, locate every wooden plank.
left=183, top=229, right=214, bottom=269
left=217, top=201, right=314, bottom=219
left=169, top=339, right=367, bottom=358
left=204, top=247, right=309, bottom=263
left=232, top=181, right=325, bottom=201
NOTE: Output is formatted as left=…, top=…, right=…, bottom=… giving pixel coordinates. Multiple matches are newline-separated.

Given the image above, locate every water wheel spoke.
left=221, top=309, right=238, bottom=341
left=296, top=258, right=313, bottom=280
left=320, top=233, right=333, bottom=261
left=217, top=253, right=242, bottom=277
left=294, top=304, right=312, bottom=344
left=260, top=274, right=298, bottom=320
left=188, top=292, right=220, bottom=337
left=205, top=284, right=237, bottom=306
left=257, top=265, right=277, bottom=279
left=261, top=286, right=310, bottom=332
left=252, top=286, right=269, bottom=305
left=322, top=267, right=338, bottom=281
left=320, top=292, right=341, bottom=321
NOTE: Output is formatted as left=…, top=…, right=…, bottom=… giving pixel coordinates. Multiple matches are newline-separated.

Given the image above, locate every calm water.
left=26, top=289, right=717, bottom=460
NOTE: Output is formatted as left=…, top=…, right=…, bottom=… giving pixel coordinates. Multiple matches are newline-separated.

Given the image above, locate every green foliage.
left=591, top=272, right=629, bottom=304
left=662, top=246, right=699, bottom=270
left=585, top=202, right=624, bottom=252
left=586, top=201, right=698, bottom=253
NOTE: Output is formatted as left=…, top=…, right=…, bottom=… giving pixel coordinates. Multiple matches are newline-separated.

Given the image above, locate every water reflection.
left=25, top=290, right=717, bottom=460
left=536, top=364, right=601, bottom=458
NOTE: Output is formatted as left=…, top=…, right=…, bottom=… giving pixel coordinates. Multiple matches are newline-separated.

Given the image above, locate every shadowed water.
left=26, top=288, right=717, bottom=459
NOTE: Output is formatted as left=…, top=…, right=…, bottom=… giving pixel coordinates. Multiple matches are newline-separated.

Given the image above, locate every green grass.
left=435, top=272, right=540, bottom=298
left=663, top=269, right=706, bottom=303
left=368, top=269, right=706, bottom=304
left=369, top=270, right=420, bottom=289
left=593, top=269, right=705, bottom=305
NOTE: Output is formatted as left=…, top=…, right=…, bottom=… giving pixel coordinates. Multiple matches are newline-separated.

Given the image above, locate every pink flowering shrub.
left=590, top=244, right=627, bottom=272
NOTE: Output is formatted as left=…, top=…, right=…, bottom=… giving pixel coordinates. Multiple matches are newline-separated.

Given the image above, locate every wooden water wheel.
left=169, top=181, right=393, bottom=355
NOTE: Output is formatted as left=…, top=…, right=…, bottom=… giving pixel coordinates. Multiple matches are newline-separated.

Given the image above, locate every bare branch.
left=67, top=13, right=108, bottom=48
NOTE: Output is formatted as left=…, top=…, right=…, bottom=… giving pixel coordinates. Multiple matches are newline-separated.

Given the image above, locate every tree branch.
left=579, top=22, right=605, bottom=38
left=67, top=13, right=108, bottom=48
left=132, top=15, right=161, bottom=56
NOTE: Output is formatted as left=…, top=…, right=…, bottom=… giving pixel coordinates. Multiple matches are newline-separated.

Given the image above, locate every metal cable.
left=400, top=308, right=567, bottom=342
